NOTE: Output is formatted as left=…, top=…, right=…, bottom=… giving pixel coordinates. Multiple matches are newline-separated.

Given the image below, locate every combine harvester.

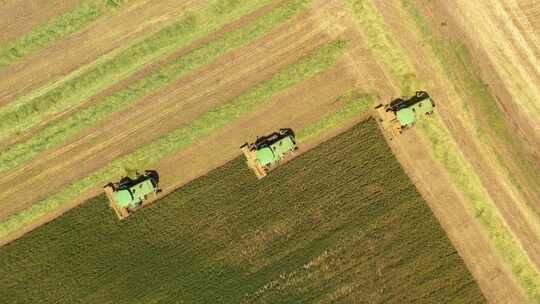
left=104, top=170, right=161, bottom=220
left=375, top=91, right=435, bottom=134
left=241, top=128, right=298, bottom=179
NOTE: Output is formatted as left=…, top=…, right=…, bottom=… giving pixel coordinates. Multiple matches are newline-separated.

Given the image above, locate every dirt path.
left=370, top=1, right=540, bottom=303
left=438, top=0, right=540, bottom=156
left=0, top=1, right=533, bottom=301
left=0, top=0, right=83, bottom=43
left=432, top=0, right=540, bottom=209
left=0, top=7, right=336, bottom=220
left=0, top=0, right=195, bottom=104
left=381, top=124, right=527, bottom=303
left=401, top=0, right=540, bottom=269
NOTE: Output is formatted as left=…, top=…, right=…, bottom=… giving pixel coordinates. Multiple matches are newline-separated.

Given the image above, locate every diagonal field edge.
left=0, top=120, right=484, bottom=303
left=0, top=0, right=313, bottom=175
left=347, top=0, right=540, bottom=301
left=0, top=39, right=347, bottom=243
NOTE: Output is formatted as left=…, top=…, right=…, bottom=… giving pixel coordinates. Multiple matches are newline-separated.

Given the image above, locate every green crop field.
left=0, top=120, right=484, bottom=303
left=0, top=38, right=346, bottom=240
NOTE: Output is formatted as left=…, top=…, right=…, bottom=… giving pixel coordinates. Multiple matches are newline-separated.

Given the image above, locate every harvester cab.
left=375, top=91, right=435, bottom=134
left=104, top=170, right=161, bottom=220
left=240, top=128, right=298, bottom=179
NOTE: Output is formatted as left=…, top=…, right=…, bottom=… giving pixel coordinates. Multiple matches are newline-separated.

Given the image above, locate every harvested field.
left=0, top=0, right=133, bottom=69
left=0, top=120, right=485, bottom=303
left=1, top=0, right=539, bottom=302
left=0, top=0, right=83, bottom=44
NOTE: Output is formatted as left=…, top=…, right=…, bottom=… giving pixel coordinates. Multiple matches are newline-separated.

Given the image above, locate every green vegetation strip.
left=0, top=0, right=312, bottom=174
left=418, top=118, right=540, bottom=302
left=0, top=0, right=130, bottom=69
left=297, top=90, right=374, bottom=142
left=0, top=0, right=276, bottom=143
left=345, top=0, right=422, bottom=95
left=0, top=120, right=485, bottom=303
left=400, top=1, right=540, bottom=301
left=0, top=39, right=346, bottom=241
left=347, top=0, right=540, bottom=300
left=401, top=0, right=540, bottom=215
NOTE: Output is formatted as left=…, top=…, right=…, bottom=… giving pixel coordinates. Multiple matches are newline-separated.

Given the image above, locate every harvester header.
left=375, top=91, right=435, bottom=134
left=241, top=128, right=298, bottom=179
left=104, top=170, right=161, bottom=220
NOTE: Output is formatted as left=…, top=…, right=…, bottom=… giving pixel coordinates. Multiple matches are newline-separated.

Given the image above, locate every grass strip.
left=400, top=0, right=540, bottom=300
left=401, top=0, right=540, bottom=214
left=346, top=0, right=540, bottom=300
left=0, top=39, right=347, bottom=241
left=0, top=120, right=485, bottom=303
left=418, top=118, right=540, bottom=302
left=0, top=0, right=276, bottom=142
left=0, top=0, right=312, bottom=174
left=0, top=0, right=131, bottom=69
left=297, top=90, right=374, bottom=142
left=344, top=0, right=422, bottom=95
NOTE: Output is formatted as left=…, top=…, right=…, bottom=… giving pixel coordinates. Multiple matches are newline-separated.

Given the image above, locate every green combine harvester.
left=376, top=91, right=435, bottom=133
left=104, top=170, right=160, bottom=220
left=241, top=128, right=298, bottom=179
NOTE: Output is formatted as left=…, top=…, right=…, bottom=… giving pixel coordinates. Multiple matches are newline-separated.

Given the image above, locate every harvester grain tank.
left=240, top=128, right=298, bottom=179
left=376, top=91, right=435, bottom=133
left=104, top=170, right=161, bottom=220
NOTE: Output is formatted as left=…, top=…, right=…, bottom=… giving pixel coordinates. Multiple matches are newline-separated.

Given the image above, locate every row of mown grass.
left=0, top=120, right=485, bottom=303
left=0, top=0, right=277, bottom=143
left=0, top=39, right=347, bottom=242
left=0, top=0, right=312, bottom=174
left=417, top=118, right=540, bottom=302
left=400, top=0, right=540, bottom=217
left=297, top=90, right=374, bottom=142
left=0, top=0, right=131, bottom=69
left=344, top=0, right=540, bottom=301
left=399, top=1, right=540, bottom=301
left=344, top=0, right=422, bottom=96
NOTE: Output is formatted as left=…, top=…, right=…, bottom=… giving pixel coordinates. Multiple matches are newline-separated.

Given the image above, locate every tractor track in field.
left=0, top=0, right=286, bottom=155
left=0, top=0, right=285, bottom=153
left=379, top=125, right=528, bottom=303
left=0, top=0, right=384, bottom=247
left=0, top=0, right=83, bottom=44
left=370, top=0, right=540, bottom=301
left=0, top=0, right=196, bottom=105
left=1, top=1, right=538, bottom=302
left=413, top=0, right=540, bottom=269
left=438, top=0, right=540, bottom=156
left=0, top=8, right=334, bottom=220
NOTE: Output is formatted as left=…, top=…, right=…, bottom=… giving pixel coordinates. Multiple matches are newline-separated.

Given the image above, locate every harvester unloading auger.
left=104, top=170, right=161, bottom=220
left=375, top=91, right=435, bottom=134
left=241, top=128, right=298, bottom=179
